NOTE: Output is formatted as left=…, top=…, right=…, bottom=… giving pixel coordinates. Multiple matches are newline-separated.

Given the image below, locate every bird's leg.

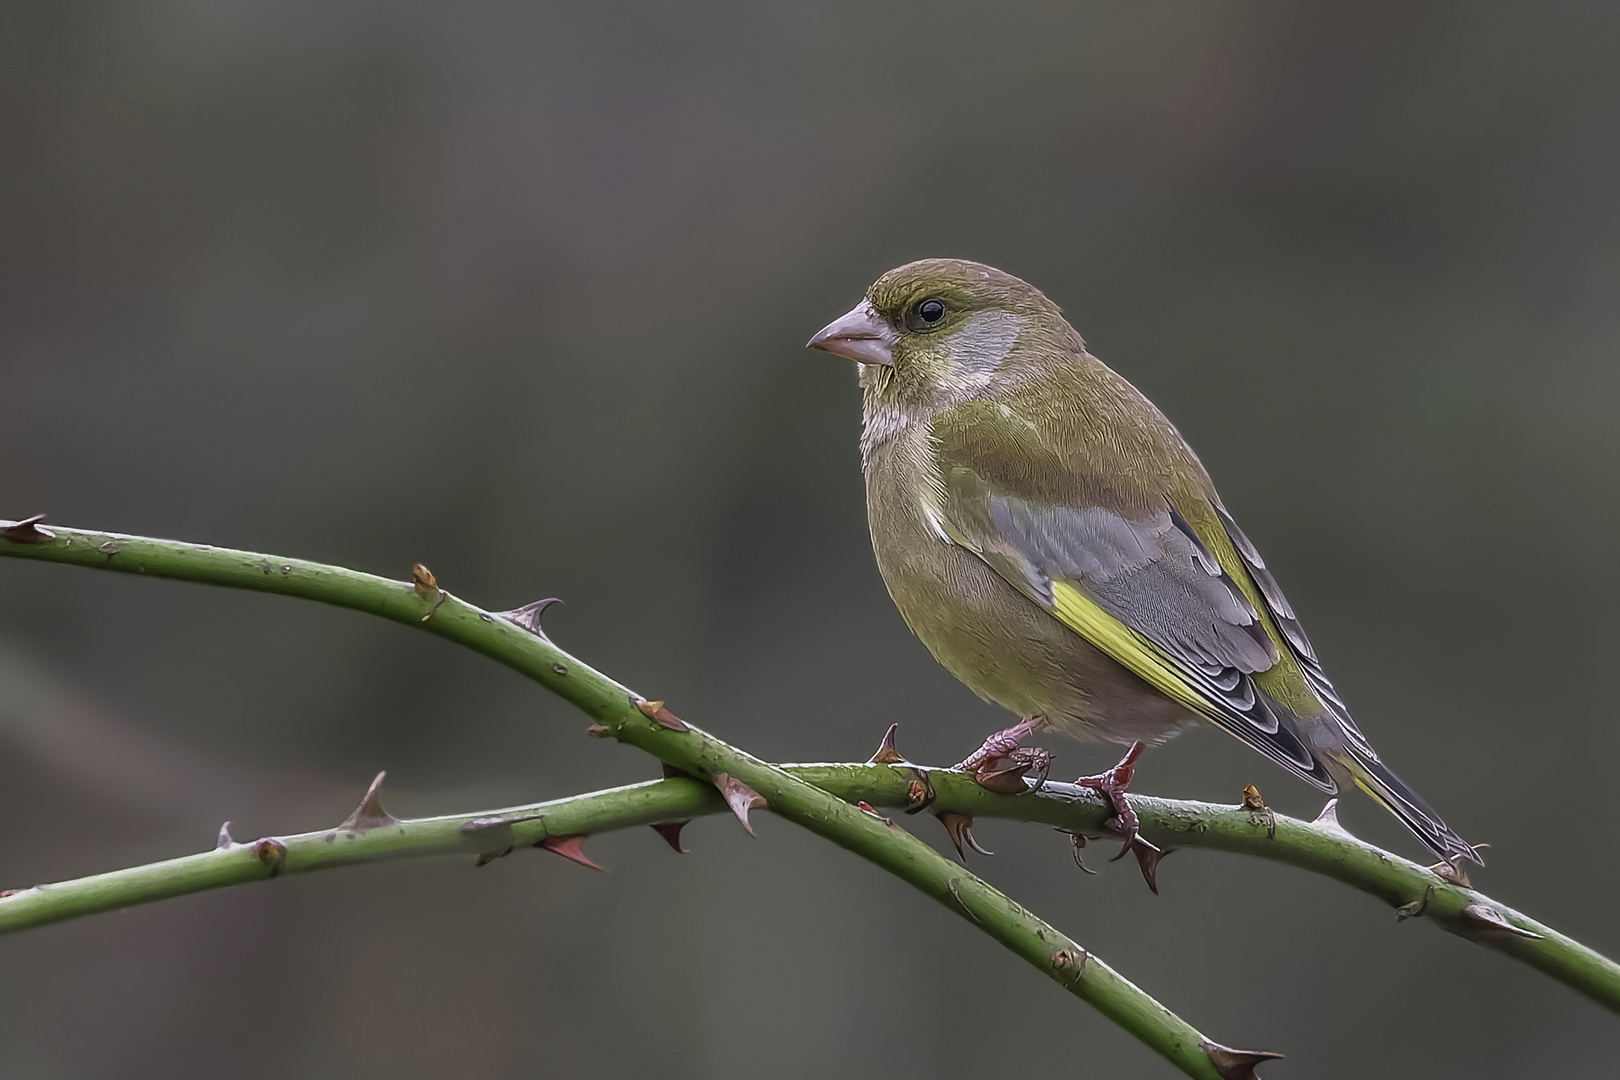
left=1074, top=741, right=1146, bottom=858
left=956, top=716, right=1043, bottom=772
left=956, top=716, right=1051, bottom=794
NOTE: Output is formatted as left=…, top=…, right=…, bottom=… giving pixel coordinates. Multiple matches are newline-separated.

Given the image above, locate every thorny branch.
left=2, top=758, right=1615, bottom=1013
left=4, top=520, right=1620, bottom=1070
left=0, top=519, right=1260, bottom=1080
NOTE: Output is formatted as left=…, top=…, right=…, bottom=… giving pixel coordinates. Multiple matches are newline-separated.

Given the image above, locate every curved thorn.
left=339, top=772, right=396, bottom=832
left=635, top=698, right=689, bottom=731
left=651, top=821, right=689, bottom=854
left=1131, top=837, right=1165, bottom=896
left=501, top=597, right=563, bottom=638
left=712, top=773, right=766, bottom=836
left=1066, top=832, right=1098, bottom=875
left=1461, top=903, right=1542, bottom=940
left=1312, top=797, right=1352, bottom=837
left=0, top=514, right=54, bottom=544
left=936, top=811, right=992, bottom=859
left=868, top=722, right=905, bottom=765
left=1201, top=1040, right=1285, bottom=1080
left=537, top=833, right=605, bottom=871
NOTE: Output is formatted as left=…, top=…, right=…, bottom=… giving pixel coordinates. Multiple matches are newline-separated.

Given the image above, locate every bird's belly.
left=866, top=453, right=1189, bottom=746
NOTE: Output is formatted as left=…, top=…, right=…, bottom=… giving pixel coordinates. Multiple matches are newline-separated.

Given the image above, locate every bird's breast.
left=861, top=417, right=1193, bottom=742
left=863, top=422, right=1054, bottom=715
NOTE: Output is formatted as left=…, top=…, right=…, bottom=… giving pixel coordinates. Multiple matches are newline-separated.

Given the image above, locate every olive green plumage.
left=810, top=258, right=1477, bottom=866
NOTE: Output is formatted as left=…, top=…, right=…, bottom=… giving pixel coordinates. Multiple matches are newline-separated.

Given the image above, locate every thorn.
left=868, top=722, right=905, bottom=764
left=536, top=833, right=606, bottom=871
left=936, top=811, right=992, bottom=859
left=250, top=838, right=288, bottom=877
left=651, top=821, right=689, bottom=853
left=216, top=822, right=236, bottom=849
left=712, top=773, right=766, bottom=835
left=0, top=515, right=55, bottom=544
left=0, top=889, right=21, bottom=898
left=1311, top=797, right=1349, bottom=835
left=339, top=772, right=398, bottom=832
left=1460, top=904, right=1542, bottom=940
left=635, top=698, right=689, bottom=732
left=1396, top=883, right=1436, bottom=921
left=1240, top=784, right=1266, bottom=812
left=1130, top=835, right=1167, bottom=895
left=586, top=722, right=613, bottom=738
left=1200, top=1040, right=1285, bottom=1080
left=501, top=597, right=561, bottom=638
left=476, top=847, right=515, bottom=867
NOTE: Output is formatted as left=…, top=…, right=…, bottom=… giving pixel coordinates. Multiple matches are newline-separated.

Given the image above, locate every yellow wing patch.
left=1049, top=580, right=1213, bottom=719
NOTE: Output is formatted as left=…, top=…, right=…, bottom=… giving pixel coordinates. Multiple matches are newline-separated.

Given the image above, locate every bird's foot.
left=1074, top=741, right=1146, bottom=859
left=956, top=717, right=1050, bottom=795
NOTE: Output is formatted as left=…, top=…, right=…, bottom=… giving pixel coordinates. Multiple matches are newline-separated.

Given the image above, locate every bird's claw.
left=1066, top=831, right=1099, bottom=875
left=970, top=746, right=1051, bottom=795
left=1074, top=741, right=1146, bottom=858
left=957, top=717, right=1050, bottom=794
left=1065, top=827, right=1164, bottom=893
left=1103, top=801, right=1143, bottom=861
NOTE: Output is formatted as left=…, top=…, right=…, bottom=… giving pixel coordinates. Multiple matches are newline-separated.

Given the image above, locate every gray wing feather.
left=972, top=492, right=1328, bottom=781
left=987, top=496, right=1278, bottom=675
left=1211, top=503, right=1378, bottom=758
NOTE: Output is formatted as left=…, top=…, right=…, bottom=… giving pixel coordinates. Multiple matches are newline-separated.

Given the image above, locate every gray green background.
left=2, top=3, right=1616, bottom=1076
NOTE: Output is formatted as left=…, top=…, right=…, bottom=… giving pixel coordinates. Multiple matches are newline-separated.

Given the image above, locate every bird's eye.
left=906, top=298, right=947, bottom=331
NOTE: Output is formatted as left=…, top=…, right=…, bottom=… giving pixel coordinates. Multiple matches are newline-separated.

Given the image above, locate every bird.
left=806, top=257, right=1479, bottom=868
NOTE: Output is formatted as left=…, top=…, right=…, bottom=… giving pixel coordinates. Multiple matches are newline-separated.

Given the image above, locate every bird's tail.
left=1330, top=742, right=1482, bottom=866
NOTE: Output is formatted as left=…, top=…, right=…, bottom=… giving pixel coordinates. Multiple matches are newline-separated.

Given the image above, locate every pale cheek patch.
left=945, top=311, right=1028, bottom=392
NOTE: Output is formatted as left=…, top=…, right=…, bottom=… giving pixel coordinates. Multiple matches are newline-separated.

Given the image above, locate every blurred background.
left=1, top=3, right=1616, bottom=1076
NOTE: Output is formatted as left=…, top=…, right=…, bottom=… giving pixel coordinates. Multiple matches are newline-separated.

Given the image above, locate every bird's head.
left=806, top=258, right=1081, bottom=409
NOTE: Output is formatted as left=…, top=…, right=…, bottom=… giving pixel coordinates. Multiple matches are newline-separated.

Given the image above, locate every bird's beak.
left=805, top=299, right=896, bottom=366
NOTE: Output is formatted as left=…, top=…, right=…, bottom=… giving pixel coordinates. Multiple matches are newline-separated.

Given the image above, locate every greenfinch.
left=808, top=258, right=1477, bottom=866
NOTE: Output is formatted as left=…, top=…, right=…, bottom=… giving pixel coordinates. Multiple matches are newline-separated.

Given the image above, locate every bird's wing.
left=931, top=405, right=1341, bottom=791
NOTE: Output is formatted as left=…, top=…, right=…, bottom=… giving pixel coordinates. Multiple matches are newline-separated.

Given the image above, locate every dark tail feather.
left=1333, top=743, right=1481, bottom=866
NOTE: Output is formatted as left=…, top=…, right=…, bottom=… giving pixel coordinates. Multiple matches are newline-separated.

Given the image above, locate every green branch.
left=8, top=519, right=1620, bottom=1065
left=4, top=758, right=1615, bottom=1016
left=0, top=519, right=1256, bottom=1080
left=0, top=773, right=728, bottom=932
